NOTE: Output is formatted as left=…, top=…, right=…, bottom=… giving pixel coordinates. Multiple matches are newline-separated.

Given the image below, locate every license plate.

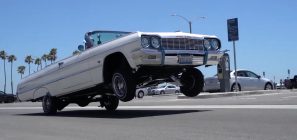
left=178, top=54, right=193, bottom=64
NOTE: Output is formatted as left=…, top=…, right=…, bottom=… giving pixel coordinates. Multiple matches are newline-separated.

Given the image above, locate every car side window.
left=246, top=71, right=258, bottom=78
left=168, top=86, right=175, bottom=88
left=237, top=71, right=246, bottom=77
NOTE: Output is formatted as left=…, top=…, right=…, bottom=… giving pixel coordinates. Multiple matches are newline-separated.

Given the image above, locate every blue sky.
left=1, top=0, right=297, bottom=93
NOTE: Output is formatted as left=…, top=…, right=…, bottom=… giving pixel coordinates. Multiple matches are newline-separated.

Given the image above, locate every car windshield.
left=85, top=31, right=131, bottom=49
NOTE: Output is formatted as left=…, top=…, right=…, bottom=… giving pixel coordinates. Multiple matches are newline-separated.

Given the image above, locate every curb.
left=177, top=89, right=297, bottom=99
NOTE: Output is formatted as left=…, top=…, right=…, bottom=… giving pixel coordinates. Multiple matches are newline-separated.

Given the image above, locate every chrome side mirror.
left=78, top=45, right=85, bottom=51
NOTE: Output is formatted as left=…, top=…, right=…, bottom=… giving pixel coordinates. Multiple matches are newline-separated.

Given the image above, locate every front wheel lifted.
left=180, top=68, right=204, bottom=97
left=112, top=68, right=136, bottom=102
left=42, top=94, right=57, bottom=115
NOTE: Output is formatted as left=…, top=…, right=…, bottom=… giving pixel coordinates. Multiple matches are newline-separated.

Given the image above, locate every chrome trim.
left=161, top=38, right=204, bottom=51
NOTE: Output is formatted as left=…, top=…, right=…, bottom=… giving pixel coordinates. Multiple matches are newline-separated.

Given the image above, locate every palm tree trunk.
left=21, top=74, right=23, bottom=79
left=28, top=64, right=31, bottom=75
left=4, top=59, right=6, bottom=94
left=10, top=62, right=13, bottom=94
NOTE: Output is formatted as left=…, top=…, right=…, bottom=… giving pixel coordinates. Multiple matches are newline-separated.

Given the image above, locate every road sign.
left=227, top=18, right=239, bottom=42
left=227, top=18, right=239, bottom=91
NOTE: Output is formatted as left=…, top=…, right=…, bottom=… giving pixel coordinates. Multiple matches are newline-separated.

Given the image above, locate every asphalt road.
left=1, top=90, right=297, bottom=140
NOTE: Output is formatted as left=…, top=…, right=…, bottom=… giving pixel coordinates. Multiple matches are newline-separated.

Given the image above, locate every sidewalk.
left=177, top=89, right=297, bottom=99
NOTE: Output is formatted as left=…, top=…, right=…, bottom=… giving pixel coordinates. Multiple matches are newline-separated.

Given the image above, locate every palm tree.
left=49, top=48, right=57, bottom=64
left=34, top=58, right=42, bottom=71
left=46, top=54, right=52, bottom=64
left=17, top=66, right=26, bottom=79
left=41, top=54, right=48, bottom=68
left=0, top=50, right=7, bottom=94
left=7, top=55, right=17, bottom=94
left=72, top=50, right=80, bottom=56
left=25, top=55, right=33, bottom=75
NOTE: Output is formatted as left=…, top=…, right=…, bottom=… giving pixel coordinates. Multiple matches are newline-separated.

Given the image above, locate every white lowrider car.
left=17, top=30, right=223, bottom=114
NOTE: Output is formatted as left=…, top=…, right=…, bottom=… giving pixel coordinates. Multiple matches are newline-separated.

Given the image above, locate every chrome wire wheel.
left=112, top=73, right=127, bottom=99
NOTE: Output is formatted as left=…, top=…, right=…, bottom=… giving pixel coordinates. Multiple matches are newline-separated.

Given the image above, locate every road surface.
left=0, top=90, right=297, bottom=140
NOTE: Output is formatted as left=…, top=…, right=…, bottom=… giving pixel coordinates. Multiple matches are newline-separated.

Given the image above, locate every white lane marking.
left=1, top=105, right=297, bottom=110
left=238, top=97, right=256, bottom=100
left=281, top=95, right=297, bottom=99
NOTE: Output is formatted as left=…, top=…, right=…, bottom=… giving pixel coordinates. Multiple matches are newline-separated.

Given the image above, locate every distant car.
left=204, top=75, right=220, bottom=92
left=0, top=91, right=16, bottom=103
left=151, top=83, right=180, bottom=95
left=204, top=69, right=274, bottom=92
left=284, top=75, right=297, bottom=89
left=135, top=87, right=151, bottom=98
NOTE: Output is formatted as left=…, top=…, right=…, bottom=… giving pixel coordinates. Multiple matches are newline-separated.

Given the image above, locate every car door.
left=57, top=53, right=93, bottom=94
left=236, top=71, right=250, bottom=91
left=166, top=85, right=176, bottom=94
left=245, top=71, right=264, bottom=90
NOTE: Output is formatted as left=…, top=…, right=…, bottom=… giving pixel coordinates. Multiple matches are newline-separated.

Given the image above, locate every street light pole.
left=189, top=21, right=192, bottom=33
left=171, top=14, right=192, bottom=33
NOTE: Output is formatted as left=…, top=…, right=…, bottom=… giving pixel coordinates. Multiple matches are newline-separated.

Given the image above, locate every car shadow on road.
left=18, top=109, right=211, bottom=119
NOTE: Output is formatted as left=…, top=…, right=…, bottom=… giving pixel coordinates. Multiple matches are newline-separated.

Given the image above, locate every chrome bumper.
left=133, top=49, right=223, bottom=66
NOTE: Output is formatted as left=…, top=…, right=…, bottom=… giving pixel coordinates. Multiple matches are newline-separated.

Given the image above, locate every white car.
left=203, top=75, right=220, bottom=92
left=204, top=70, right=274, bottom=92
left=17, top=30, right=223, bottom=114
left=151, top=83, right=180, bottom=95
left=135, top=87, right=151, bottom=98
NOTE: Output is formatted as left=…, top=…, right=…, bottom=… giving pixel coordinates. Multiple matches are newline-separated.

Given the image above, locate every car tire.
left=137, top=91, right=144, bottom=98
left=103, top=95, right=119, bottom=111
left=112, top=66, right=136, bottom=102
left=231, top=83, right=241, bottom=92
left=264, top=83, right=273, bottom=90
left=160, top=91, right=165, bottom=95
left=175, top=90, right=179, bottom=94
left=42, top=94, right=57, bottom=115
left=180, top=68, right=204, bottom=97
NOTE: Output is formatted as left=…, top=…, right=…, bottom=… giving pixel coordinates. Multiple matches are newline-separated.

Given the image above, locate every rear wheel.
left=264, top=83, right=273, bottom=90
left=42, top=94, right=57, bottom=115
left=180, top=68, right=204, bottom=97
left=102, top=95, right=119, bottom=111
left=231, top=83, right=241, bottom=92
left=137, top=91, right=145, bottom=98
left=112, top=67, right=136, bottom=102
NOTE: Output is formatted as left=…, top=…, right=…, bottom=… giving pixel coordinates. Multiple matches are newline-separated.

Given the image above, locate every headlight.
left=204, top=39, right=221, bottom=50
left=151, top=36, right=160, bottom=49
left=204, top=39, right=211, bottom=50
left=211, top=39, right=220, bottom=50
left=141, top=36, right=150, bottom=48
